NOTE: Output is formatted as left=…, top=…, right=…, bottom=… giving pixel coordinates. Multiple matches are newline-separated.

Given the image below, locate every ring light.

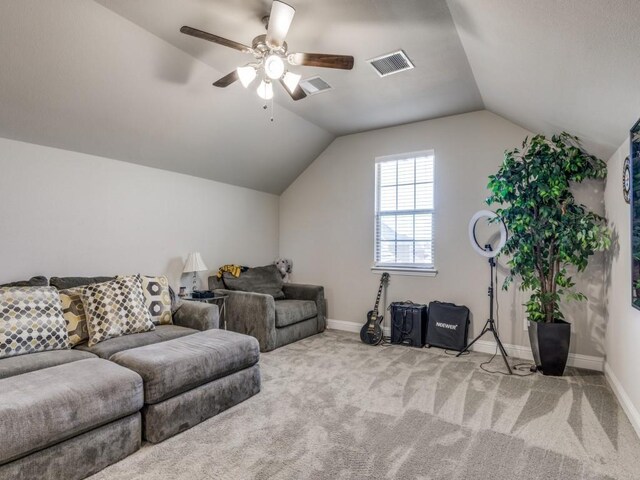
left=468, top=210, right=507, bottom=258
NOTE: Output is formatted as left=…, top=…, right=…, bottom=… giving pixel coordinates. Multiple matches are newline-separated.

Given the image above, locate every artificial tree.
left=487, top=132, right=611, bottom=325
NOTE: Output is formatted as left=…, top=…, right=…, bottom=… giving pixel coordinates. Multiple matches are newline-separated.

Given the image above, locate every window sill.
left=370, top=266, right=438, bottom=277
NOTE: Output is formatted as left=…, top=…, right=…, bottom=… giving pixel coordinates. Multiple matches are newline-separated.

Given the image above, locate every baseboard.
left=327, top=319, right=604, bottom=371
left=471, top=339, right=604, bottom=372
left=327, top=319, right=362, bottom=333
left=604, top=362, right=640, bottom=439
left=327, top=319, right=391, bottom=336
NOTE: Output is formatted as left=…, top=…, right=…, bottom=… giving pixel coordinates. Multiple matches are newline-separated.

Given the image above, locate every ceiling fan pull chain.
left=270, top=96, right=275, bottom=122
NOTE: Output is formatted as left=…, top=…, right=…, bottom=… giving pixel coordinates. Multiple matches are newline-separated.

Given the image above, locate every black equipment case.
left=390, top=302, right=428, bottom=347
left=426, top=301, right=470, bottom=351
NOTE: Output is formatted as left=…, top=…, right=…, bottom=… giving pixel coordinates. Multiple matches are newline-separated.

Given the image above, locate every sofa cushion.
left=0, top=276, right=48, bottom=288
left=80, top=275, right=155, bottom=347
left=0, top=358, right=143, bottom=465
left=222, top=265, right=285, bottom=300
left=50, top=276, right=114, bottom=290
left=75, top=324, right=197, bottom=359
left=0, top=287, right=70, bottom=359
left=275, top=299, right=317, bottom=328
left=0, top=349, right=96, bottom=379
left=110, top=329, right=260, bottom=404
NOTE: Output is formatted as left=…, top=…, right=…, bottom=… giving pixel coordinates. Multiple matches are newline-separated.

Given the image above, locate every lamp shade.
left=183, top=252, right=208, bottom=273
left=237, top=65, right=257, bottom=88
left=257, top=80, right=274, bottom=100
left=282, top=71, right=301, bottom=93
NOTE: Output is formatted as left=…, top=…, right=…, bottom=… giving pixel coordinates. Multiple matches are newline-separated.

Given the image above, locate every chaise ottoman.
left=0, top=358, right=143, bottom=480
left=110, top=328, right=261, bottom=443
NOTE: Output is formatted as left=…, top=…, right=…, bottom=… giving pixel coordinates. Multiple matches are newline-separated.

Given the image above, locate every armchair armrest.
left=213, top=289, right=276, bottom=352
left=172, top=301, right=219, bottom=331
left=282, top=284, right=326, bottom=332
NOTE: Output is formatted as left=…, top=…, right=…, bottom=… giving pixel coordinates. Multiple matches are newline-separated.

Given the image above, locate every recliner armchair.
left=209, top=275, right=326, bottom=352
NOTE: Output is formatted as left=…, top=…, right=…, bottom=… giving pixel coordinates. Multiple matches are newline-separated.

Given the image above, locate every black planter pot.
left=527, top=319, right=571, bottom=376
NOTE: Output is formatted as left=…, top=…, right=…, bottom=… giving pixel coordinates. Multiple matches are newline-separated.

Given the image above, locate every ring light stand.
left=457, top=210, right=512, bottom=374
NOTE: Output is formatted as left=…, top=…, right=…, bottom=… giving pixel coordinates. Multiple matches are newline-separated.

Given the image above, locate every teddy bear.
left=274, top=258, right=293, bottom=283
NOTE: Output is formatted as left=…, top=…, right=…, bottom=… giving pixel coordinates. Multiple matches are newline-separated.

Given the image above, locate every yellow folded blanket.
left=216, top=264, right=247, bottom=279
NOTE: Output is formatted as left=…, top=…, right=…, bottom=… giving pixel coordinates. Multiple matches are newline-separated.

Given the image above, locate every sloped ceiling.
left=0, top=0, right=333, bottom=194
left=0, top=1, right=638, bottom=194
left=96, top=0, right=483, bottom=136
left=447, top=0, right=640, bottom=159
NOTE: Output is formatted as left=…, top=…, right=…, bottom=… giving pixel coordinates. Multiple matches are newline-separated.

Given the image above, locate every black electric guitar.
left=360, top=272, right=390, bottom=345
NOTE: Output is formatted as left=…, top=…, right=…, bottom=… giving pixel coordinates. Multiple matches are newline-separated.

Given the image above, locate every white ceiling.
left=95, top=0, right=483, bottom=136
left=447, top=0, right=640, bottom=159
left=0, top=0, right=333, bottom=194
left=0, top=1, right=638, bottom=193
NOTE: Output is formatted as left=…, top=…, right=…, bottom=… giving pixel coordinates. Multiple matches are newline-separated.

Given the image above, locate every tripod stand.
left=457, top=247, right=512, bottom=374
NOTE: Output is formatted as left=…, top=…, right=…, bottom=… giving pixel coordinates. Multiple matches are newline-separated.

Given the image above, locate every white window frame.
left=372, top=150, right=437, bottom=277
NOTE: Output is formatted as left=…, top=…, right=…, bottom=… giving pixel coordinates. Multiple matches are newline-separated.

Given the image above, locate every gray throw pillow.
left=0, top=276, right=48, bottom=288
left=222, top=265, right=285, bottom=299
left=50, top=276, right=115, bottom=290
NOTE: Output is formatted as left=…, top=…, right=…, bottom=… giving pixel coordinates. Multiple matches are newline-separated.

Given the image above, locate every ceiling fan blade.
left=180, top=26, right=252, bottom=54
left=279, top=78, right=307, bottom=101
left=213, top=70, right=239, bottom=88
left=288, top=53, right=354, bottom=70
left=265, top=1, right=295, bottom=49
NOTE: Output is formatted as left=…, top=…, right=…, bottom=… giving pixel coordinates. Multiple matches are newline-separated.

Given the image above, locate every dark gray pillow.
left=208, top=275, right=225, bottom=291
left=0, top=276, right=48, bottom=287
left=50, top=276, right=115, bottom=290
left=222, top=265, right=284, bottom=299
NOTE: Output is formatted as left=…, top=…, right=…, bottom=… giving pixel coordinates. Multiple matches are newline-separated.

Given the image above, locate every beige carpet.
left=89, top=330, right=640, bottom=480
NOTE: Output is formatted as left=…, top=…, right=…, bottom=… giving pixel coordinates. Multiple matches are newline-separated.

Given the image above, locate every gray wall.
left=279, top=110, right=606, bottom=357
left=604, top=137, right=640, bottom=428
left=0, top=137, right=279, bottom=289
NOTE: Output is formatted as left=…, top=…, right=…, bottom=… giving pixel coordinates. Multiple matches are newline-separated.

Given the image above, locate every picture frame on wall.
left=623, top=156, right=631, bottom=204
left=631, top=118, right=640, bottom=310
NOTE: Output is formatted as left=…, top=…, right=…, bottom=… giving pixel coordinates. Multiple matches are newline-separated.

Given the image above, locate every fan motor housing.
left=252, top=34, right=287, bottom=56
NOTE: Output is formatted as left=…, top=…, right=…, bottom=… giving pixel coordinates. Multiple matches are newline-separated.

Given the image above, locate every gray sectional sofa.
left=0, top=276, right=261, bottom=480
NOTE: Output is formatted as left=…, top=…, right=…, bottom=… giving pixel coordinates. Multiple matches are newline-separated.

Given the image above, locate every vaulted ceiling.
left=447, top=0, right=640, bottom=160
left=0, top=1, right=638, bottom=193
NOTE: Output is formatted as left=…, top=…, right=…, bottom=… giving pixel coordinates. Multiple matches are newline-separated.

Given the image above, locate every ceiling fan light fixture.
left=282, top=71, right=301, bottom=93
left=179, top=0, right=353, bottom=107
left=264, top=55, right=285, bottom=80
left=237, top=65, right=257, bottom=88
left=257, top=79, right=274, bottom=100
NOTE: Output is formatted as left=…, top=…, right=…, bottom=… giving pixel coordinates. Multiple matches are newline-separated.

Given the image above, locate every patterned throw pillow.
left=119, top=275, right=172, bottom=325
left=0, top=287, right=70, bottom=359
left=81, top=275, right=155, bottom=347
left=58, top=287, right=89, bottom=347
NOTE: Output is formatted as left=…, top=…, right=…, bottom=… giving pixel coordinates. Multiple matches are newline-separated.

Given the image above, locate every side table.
left=181, top=293, right=227, bottom=329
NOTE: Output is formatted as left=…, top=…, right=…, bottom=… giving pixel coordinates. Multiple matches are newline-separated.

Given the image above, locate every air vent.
left=299, top=76, right=333, bottom=96
left=367, top=50, right=414, bottom=77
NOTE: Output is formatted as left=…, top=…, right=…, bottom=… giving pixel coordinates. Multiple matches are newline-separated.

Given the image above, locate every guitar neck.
left=371, top=282, right=384, bottom=316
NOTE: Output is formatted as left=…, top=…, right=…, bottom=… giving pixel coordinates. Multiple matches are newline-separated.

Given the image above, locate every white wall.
left=0, top=138, right=279, bottom=289
left=604, top=137, right=640, bottom=432
left=280, top=110, right=606, bottom=358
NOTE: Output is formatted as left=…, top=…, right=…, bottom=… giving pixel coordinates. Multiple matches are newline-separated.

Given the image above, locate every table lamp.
left=183, top=252, right=208, bottom=293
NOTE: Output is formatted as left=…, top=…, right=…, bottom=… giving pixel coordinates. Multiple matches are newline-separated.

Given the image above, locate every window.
left=374, top=151, right=435, bottom=273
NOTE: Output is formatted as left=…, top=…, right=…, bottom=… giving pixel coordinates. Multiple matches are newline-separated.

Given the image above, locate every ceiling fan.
left=180, top=1, right=354, bottom=101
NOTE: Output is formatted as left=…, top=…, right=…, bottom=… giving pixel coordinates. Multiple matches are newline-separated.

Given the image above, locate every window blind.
left=375, top=152, right=435, bottom=269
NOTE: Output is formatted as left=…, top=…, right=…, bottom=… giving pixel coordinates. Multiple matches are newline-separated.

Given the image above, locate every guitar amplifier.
left=390, top=302, right=428, bottom=347
left=425, top=301, right=470, bottom=351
